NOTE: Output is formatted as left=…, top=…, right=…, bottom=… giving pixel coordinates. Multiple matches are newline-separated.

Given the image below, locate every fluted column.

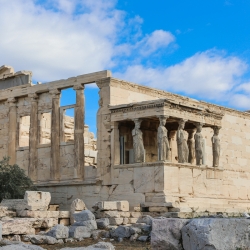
left=73, top=84, right=85, bottom=179
left=111, top=122, right=120, bottom=165
left=50, top=89, right=61, bottom=181
left=28, top=93, right=38, bottom=181
left=8, top=97, right=17, bottom=165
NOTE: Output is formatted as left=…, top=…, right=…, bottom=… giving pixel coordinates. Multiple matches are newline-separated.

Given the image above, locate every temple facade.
left=0, top=65, right=249, bottom=214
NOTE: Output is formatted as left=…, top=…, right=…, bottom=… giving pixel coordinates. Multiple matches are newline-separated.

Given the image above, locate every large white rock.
left=29, top=235, right=57, bottom=245
left=151, top=218, right=189, bottom=250
left=46, top=224, right=69, bottom=239
left=72, top=220, right=97, bottom=230
left=24, top=191, right=51, bottom=211
left=110, top=225, right=132, bottom=238
left=182, top=218, right=250, bottom=250
left=2, top=219, right=35, bottom=235
left=93, top=201, right=117, bottom=211
left=0, top=241, right=45, bottom=250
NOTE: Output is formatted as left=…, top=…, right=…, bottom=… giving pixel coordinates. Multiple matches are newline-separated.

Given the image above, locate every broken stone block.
left=149, top=206, right=169, bottom=212
left=16, top=210, right=60, bottom=218
left=130, top=212, right=142, bottom=218
left=0, top=241, right=45, bottom=250
left=46, top=224, right=69, bottom=239
left=182, top=218, right=250, bottom=250
left=69, top=226, right=91, bottom=239
left=110, top=225, right=132, bottom=238
left=136, top=215, right=153, bottom=225
left=73, top=210, right=95, bottom=222
left=109, top=217, right=123, bottom=226
left=24, top=191, right=51, bottom=211
left=138, top=235, right=149, bottom=242
left=72, top=220, right=97, bottom=230
left=70, top=198, right=87, bottom=224
left=151, top=218, right=189, bottom=250
left=94, top=210, right=120, bottom=219
left=129, top=227, right=141, bottom=235
left=117, top=201, right=129, bottom=212
left=122, top=218, right=129, bottom=225
left=128, top=218, right=138, bottom=224
left=93, top=201, right=117, bottom=211
left=119, top=212, right=130, bottom=218
left=96, top=218, right=110, bottom=229
left=30, top=235, right=57, bottom=245
left=2, top=219, right=35, bottom=235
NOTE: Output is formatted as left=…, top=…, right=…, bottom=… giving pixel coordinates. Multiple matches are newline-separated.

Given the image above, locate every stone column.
left=177, top=119, right=189, bottom=163
left=194, top=122, right=204, bottom=166
left=168, top=130, right=176, bottom=162
left=212, top=126, right=221, bottom=167
left=187, top=129, right=196, bottom=164
left=8, top=97, right=17, bottom=165
left=50, top=89, right=61, bottom=181
left=73, top=84, right=85, bottom=179
left=28, top=93, right=38, bottom=181
left=111, top=122, right=120, bottom=165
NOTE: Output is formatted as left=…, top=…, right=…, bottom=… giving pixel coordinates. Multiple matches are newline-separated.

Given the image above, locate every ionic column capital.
left=7, top=97, right=17, bottom=107
left=73, top=84, right=85, bottom=91
left=49, top=89, right=61, bottom=98
left=28, top=93, right=39, bottom=101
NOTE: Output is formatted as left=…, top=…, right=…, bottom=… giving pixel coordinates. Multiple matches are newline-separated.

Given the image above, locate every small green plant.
left=0, top=156, right=36, bottom=202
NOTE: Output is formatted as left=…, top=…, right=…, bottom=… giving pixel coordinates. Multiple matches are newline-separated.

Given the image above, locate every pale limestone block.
left=128, top=218, right=138, bottom=224
left=59, top=218, right=70, bottom=226
left=24, top=191, right=51, bottom=210
left=134, top=167, right=155, bottom=193
left=109, top=217, right=123, bottom=226
left=1, top=199, right=27, bottom=211
left=95, top=201, right=117, bottom=211
left=94, top=211, right=121, bottom=219
left=48, top=205, right=59, bottom=211
left=232, top=136, right=242, bottom=145
left=16, top=210, right=60, bottom=218
left=179, top=168, right=193, bottom=195
left=123, top=218, right=129, bottom=225
left=130, top=212, right=142, bottom=218
left=117, top=201, right=129, bottom=211
left=119, top=212, right=130, bottom=218
left=154, top=166, right=165, bottom=192
left=133, top=206, right=141, bottom=212
left=2, top=219, right=35, bottom=235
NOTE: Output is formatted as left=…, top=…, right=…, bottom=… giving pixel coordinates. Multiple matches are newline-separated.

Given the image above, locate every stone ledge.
left=34, top=178, right=98, bottom=187
left=114, top=161, right=224, bottom=171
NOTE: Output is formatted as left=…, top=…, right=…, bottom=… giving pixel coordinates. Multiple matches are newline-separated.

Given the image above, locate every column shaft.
left=111, top=122, right=120, bottom=165
left=29, top=94, right=38, bottom=181
left=73, top=85, right=85, bottom=179
left=8, top=98, right=17, bottom=165
left=50, top=89, right=61, bottom=180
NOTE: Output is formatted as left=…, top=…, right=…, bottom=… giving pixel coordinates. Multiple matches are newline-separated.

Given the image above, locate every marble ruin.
left=1, top=64, right=250, bottom=215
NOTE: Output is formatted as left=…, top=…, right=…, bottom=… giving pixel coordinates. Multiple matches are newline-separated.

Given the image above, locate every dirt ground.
left=40, top=238, right=151, bottom=250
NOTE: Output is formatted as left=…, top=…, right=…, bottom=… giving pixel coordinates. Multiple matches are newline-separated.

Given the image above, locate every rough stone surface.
left=138, top=235, right=149, bottom=242
left=151, top=218, right=189, bottom=250
left=96, top=218, right=110, bottom=229
left=0, top=242, right=45, bottom=250
left=0, top=221, right=2, bottom=241
left=2, top=219, right=35, bottom=235
left=70, top=199, right=87, bottom=224
left=46, top=224, right=69, bottom=239
left=73, top=210, right=95, bottom=222
left=110, top=225, right=132, bottom=238
left=136, top=215, right=153, bottom=225
left=29, top=235, right=57, bottom=245
left=60, top=241, right=115, bottom=250
left=72, top=220, right=97, bottom=230
left=69, top=226, right=91, bottom=239
left=182, top=218, right=250, bottom=250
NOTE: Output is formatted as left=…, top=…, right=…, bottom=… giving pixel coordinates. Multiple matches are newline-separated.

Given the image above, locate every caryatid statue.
left=212, top=126, right=221, bottom=167
left=194, top=123, right=204, bottom=165
left=132, top=119, right=145, bottom=163
left=177, top=119, right=189, bottom=163
left=157, top=116, right=170, bottom=161
left=187, top=129, right=196, bottom=164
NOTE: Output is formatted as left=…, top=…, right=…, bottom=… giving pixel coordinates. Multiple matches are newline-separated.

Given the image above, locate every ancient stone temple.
left=0, top=64, right=250, bottom=214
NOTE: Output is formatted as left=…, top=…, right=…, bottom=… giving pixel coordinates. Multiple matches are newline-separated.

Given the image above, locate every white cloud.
left=115, top=50, right=248, bottom=103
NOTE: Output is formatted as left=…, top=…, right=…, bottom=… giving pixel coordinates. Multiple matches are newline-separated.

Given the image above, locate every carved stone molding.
left=96, top=77, right=111, bottom=89
left=73, top=84, right=85, bottom=91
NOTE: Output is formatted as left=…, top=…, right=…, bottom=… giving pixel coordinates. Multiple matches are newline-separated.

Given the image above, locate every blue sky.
left=1, top=0, right=250, bottom=134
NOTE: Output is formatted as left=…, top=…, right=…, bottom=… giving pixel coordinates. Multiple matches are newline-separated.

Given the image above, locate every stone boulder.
left=46, top=224, right=69, bottom=239
left=60, top=241, right=115, bottom=250
left=2, top=219, right=35, bottom=235
left=73, top=210, right=95, bottom=222
left=96, top=218, right=110, bottom=229
left=24, top=191, right=51, bottom=211
left=29, top=235, right=57, bottom=245
left=73, top=220, right=97, bottom=230
left=110, top=225, right=132, bottom=239
left=151, top=218, right=189, bottom=250
left=69, top=226, right=91, bottom=239
left=0, top=242, right=45, bottom=250
left=182, top=218, right=250, bottom=250
left=70, top=198, right=87, bottom=224
left=136, top=215, right=153, bottom=225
